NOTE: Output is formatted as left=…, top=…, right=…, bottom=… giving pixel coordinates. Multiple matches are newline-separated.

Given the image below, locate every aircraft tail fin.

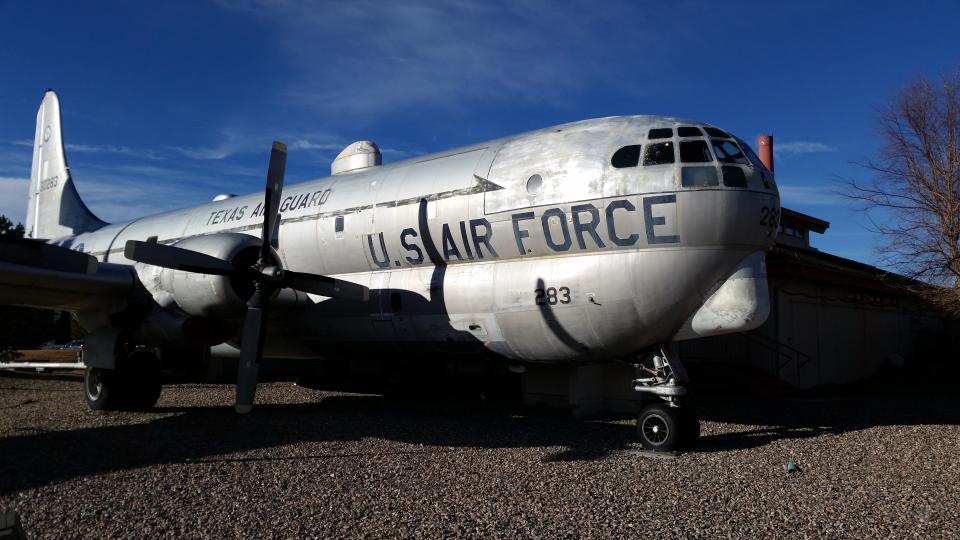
left=26, top=90, right=107, bottom=240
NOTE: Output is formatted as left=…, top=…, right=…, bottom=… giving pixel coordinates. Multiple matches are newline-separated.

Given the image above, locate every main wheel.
left=83, top=350, right=162, bottom=411
left=125, top=350, right=162, bottom=410
left=636, top=402, right=682, bottom=452
left=85, top=366, right=122, bottom=410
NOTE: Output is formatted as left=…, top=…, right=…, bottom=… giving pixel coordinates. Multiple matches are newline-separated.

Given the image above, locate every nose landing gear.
left=632, top=345, right=699, bottom=452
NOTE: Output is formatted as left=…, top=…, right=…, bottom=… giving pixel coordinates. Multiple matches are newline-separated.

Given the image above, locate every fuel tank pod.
left=672, top=250, right=770, bottom=341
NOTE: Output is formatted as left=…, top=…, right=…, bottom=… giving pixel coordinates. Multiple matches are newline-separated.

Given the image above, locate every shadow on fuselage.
left=287, top=198, right=594, bottom=363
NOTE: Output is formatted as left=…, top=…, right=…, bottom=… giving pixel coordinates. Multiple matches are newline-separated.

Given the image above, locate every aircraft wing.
left=0, top=238, right=136, bottom=312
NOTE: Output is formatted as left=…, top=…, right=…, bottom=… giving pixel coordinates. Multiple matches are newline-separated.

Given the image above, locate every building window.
left=611, top=145, right=642, bottom=168
left=643, top=142, right=675, bottom=165
left=783, top=226, right=805, bottom=239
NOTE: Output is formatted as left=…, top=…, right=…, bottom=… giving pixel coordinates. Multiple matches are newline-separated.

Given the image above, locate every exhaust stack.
left=758, top=135, right=774, bottom=172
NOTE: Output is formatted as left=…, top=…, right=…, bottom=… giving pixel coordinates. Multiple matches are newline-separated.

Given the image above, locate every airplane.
left=0, top=91, right=780, bottom=452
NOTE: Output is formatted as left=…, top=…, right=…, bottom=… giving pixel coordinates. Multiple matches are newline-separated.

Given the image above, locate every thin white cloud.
left=11, top=139, right=163, bottom=160
left=778, top=184, right=847, bottom=207
left=289, top=139, right=343, bottom=152
left=71, top=173, right=215, bottom=223
left=775, top=141, right=836, bottom=157
left=66, top=143, right=164, bottom=160
left=217, top=0, right=651, bottom=118
left=168, top=128, right=350, bottom=161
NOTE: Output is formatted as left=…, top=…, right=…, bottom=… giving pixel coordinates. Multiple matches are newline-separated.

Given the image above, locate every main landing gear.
left=84, top=348, right=162, bottom=411
left=632, top=345, right=699, bottom=452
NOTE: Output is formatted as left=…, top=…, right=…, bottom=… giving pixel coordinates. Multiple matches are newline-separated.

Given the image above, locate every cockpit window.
left=611, top=145, right=642, bottom=168
left=704, top=127, right=731, bottom=138
left=643, top=142, right=675, bottom=165
left=648, top=128, right=673, bottom=140
left=681, top=166, right=719, bottom=187
left=711, top=140, right=749, bottom=165
left=677, top=126, right=703, bottom=137
left=680, top=140, right=712, bottom=163
left=721, top=166, right=748, bottom=187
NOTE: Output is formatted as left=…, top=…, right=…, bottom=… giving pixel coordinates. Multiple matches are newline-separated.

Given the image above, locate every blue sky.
left=1, top=0, right=958, bottom=266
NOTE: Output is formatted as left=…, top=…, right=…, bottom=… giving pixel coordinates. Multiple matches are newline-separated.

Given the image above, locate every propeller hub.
left=261, top=265, right=283, bottom=282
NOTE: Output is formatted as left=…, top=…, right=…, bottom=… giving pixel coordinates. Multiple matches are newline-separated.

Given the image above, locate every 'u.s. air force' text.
left=366, top=195, right=679, bottom=268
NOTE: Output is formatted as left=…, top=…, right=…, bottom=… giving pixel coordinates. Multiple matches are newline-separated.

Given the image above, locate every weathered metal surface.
left=15, top=91, right=781, bottom=365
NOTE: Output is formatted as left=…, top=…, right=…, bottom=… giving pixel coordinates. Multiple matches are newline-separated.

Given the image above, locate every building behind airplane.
left=0, top=91, right=780, bottom=451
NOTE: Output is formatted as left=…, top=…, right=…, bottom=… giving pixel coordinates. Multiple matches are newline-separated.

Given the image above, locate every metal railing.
left=738, top=331, right=813, bottom=372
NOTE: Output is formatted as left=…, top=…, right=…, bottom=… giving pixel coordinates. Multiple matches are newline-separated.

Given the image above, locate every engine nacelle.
left=153, top=233, right=262, bottom=318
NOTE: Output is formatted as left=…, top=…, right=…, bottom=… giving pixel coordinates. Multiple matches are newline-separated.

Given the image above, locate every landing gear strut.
left=84, top=349, right=162, bottom=411
left=632, top=345, right=699, bottom=452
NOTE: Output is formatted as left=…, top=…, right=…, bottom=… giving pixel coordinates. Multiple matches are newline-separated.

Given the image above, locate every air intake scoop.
left=331, top=140, right=382, bottom=175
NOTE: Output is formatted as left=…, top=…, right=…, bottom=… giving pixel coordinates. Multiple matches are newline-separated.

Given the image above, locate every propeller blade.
left=0, top=236, right=98, bottom=274
left=261, top=141, right=287, bottom=259
left=235, top=286, right=269, bottom=414
left=124, top=240, right=234, bottom=275
left=283, top=271, right=370, bottom=301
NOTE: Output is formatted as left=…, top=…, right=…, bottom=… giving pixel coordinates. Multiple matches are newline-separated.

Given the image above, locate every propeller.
left=124, top=141, right=369, bottom=413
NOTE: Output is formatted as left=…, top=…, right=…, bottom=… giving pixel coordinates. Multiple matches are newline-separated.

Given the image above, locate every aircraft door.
left=367, top=272, right=396, bottom=341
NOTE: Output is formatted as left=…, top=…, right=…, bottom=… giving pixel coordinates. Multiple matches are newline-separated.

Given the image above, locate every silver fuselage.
left=60, top=116, right=780, bottom=364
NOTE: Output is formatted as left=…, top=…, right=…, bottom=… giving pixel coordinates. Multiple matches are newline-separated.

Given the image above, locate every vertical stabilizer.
left=26, top=91, right=107, bottom=240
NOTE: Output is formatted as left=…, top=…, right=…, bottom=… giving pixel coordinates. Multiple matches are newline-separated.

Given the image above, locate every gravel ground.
left=1, top=371, right=958, bottom=539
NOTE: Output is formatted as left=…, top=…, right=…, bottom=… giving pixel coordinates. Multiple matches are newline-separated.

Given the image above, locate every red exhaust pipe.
left=758, top=135, right=774, bottom=172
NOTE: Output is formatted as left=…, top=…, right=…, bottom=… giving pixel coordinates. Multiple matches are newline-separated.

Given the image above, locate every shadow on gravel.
left=0, top=391, right=638, bottom=496
left=2, top=371, right=958, bottom=495
left=691, top=392, right=960, bottom=452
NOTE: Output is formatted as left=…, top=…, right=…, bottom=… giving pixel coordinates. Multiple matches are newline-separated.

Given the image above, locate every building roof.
left=781, top=208, right=830, bottom=234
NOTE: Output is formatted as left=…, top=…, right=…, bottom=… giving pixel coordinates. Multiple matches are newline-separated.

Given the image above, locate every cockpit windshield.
left=711, top=139, right=749, bottom=165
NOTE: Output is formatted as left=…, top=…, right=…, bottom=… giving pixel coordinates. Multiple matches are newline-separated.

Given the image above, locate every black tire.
left=84, top=366, right=123, bottom=410
left=125, top=350, right=162, bottom=410
left=83, top=350, right=162, bottom=411
left=636, top=402, right=682, bottom=452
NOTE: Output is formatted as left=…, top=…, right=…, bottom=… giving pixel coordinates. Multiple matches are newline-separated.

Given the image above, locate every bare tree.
left=846, top=70, right=960, bottom=314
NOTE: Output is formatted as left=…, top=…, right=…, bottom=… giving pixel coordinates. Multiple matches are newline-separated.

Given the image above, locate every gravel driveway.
left=1, top=372, right=957, bottom=538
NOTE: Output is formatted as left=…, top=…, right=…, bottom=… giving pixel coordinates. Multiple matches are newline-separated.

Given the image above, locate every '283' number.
left=535, top=286, right=571, bottom=305
left=759, top=206, right=780, bottom=235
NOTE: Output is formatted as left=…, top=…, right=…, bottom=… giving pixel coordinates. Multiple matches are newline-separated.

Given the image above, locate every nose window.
left=721, top=166, right=748, bottom=187
left=704, top=127, right=731, bottom=138
left=677, top=126, right=703, bottom=137
left=611, top=145, right=642, bottom=168
left=648, top=128, right=673, bottom=140
left=680, top=140, right=712, bottom=163
left=711, top=140, right=749, bottom=165
left=643, top=142, right=675, bottom=165
left=681, top=166, right=719, bottom=187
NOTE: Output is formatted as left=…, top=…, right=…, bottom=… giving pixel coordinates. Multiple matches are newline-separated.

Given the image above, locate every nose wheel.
left=632, top=345, right=700, bottom=452
left=636, top=402, right=699, bottom=452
